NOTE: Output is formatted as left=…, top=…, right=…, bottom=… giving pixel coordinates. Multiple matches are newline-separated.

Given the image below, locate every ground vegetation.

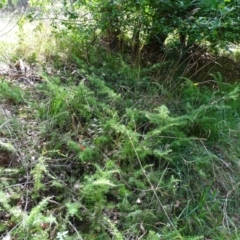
left=0, top=1, right=240, bottom=239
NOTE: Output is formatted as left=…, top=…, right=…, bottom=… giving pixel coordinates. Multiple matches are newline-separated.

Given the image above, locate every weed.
left=0, top=9, right=240, bottom=240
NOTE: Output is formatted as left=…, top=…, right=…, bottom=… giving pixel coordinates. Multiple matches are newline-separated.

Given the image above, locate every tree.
left=28, top=0, right=240, bottom=58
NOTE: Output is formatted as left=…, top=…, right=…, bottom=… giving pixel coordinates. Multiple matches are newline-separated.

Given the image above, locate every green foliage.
left=31, top=156, right=48, bottom=196
left=39, top=0, right=240, bottom=60
left=103, top=216, right=124, bottom=240
left=0, top=139, right=16, bottom=152
left=80, top=162, right=118, bottom=209
left=0, top=80, right=25, bottom=104
left=0, top=0, right=8, bottom=8
left=0, top=189, right=56, bottom=239
left=1, top=5, right=240, bottom=239
left=26, top=53, right=240, bottom=238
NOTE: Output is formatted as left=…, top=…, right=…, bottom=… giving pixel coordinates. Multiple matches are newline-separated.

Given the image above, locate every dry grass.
left=0, top=9, right=58, bottom=65
left=0, top=11, right=19, bottom=63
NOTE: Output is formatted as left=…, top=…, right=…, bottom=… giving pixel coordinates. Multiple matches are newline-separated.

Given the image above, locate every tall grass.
left=0, top=10, right=240, bottom=240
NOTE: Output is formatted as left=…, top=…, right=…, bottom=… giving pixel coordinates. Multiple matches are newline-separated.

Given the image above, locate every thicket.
left=0, top=0, right=240, bottom=239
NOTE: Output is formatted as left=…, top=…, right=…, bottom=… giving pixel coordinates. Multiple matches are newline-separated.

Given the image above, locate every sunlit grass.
left=0, top=11, right=19, bottom=63
left=0, top=10, right=58, bottom=65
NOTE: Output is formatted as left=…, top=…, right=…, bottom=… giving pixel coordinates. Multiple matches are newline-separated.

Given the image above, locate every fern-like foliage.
left=31, top=156, right=48, bottom=194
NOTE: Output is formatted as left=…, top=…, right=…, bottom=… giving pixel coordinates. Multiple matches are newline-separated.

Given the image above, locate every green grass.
left=0, top=10, right=240, bottom=240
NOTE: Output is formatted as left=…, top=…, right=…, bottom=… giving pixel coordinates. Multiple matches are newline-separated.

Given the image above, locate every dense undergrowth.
left=0, top=10, right=240, bottom=240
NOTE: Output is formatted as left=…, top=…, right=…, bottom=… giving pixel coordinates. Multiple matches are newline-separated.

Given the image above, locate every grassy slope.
left=0, top=12, right=240, bottom=240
